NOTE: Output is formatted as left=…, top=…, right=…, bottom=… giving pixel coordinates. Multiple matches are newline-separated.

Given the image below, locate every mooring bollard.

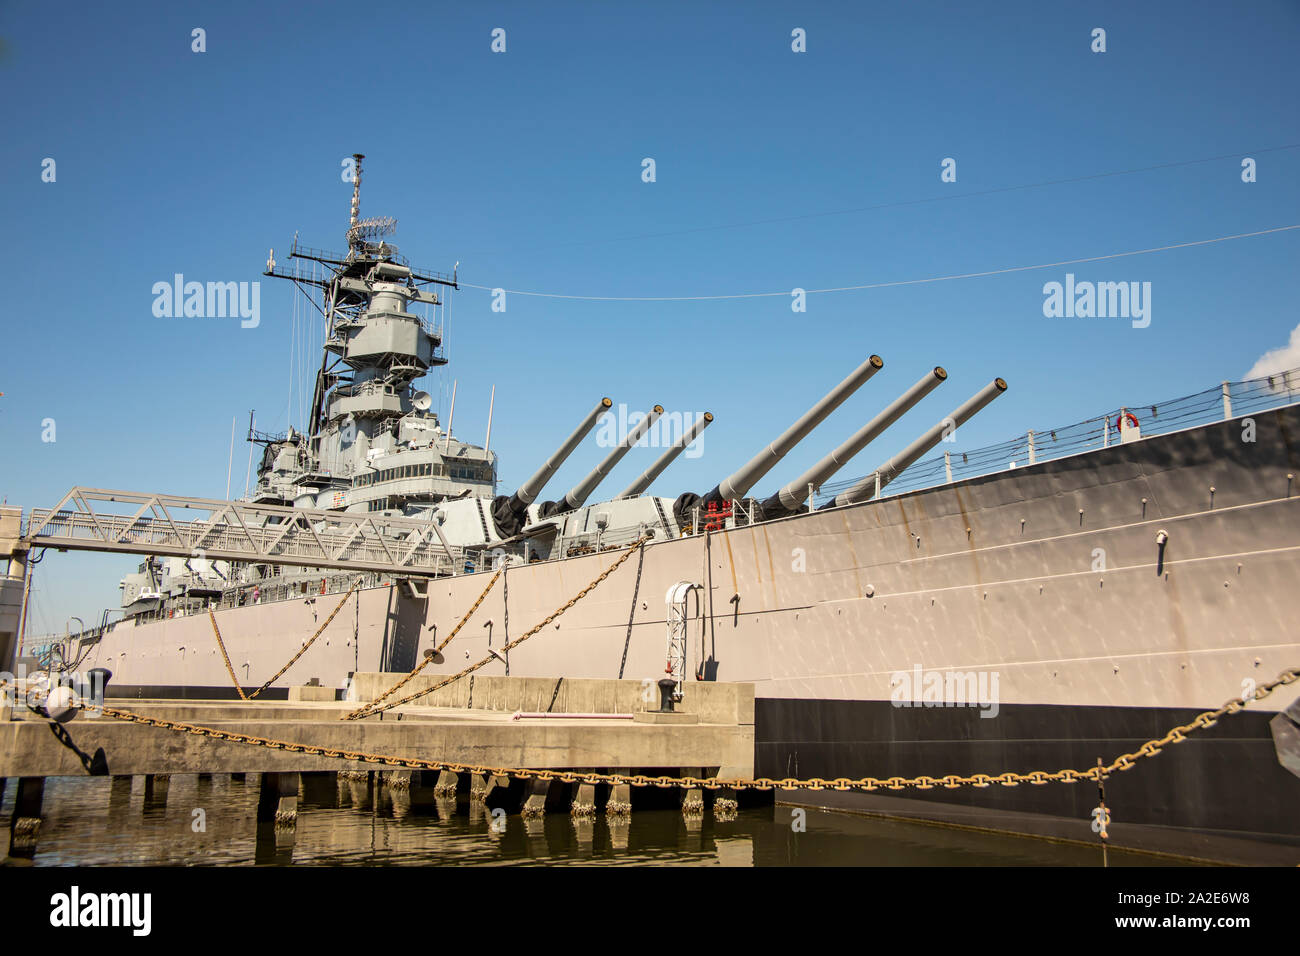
left=658, top=678, right=677, bottom=712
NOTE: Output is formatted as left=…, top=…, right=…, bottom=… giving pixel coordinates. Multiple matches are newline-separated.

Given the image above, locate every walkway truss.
left=23, top=488, right=464, bottom=577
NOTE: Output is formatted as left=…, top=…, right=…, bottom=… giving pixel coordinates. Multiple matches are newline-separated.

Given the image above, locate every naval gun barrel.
left=763, top=366, right=948, bottom=517
left=492, top=398, right=614, bottom=538
left=512, top=397, right=613, bottom=509
left=559, top=404, right=664, bottom=511
left=824, top=377, right=1008, bottom=509
left=618, top=412, right=714, bottom=498
left=703, top=354, right=884, bottom=507
left=617, top=412, right=714, bottom=498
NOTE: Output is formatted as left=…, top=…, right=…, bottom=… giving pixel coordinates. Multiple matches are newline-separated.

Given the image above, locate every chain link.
left=249, top=578, right=363, bottom=699
left=616, top=544, right=645, bottom=680
left=54, top=664, right=1297, bottom=795
left=344, top=538, right=650, bottom=721
left=208, top=609, right=247, bottom=701
left=209, top=577, right=364, bottom=700
left=343, top=567, right=503, bottom=720
left=29, top=515, right=1299, bottom=799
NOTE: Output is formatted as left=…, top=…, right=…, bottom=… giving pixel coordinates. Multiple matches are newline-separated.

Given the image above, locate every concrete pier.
left=0, top=677, right=754, bottom=783
left=0, top=676, right=757, bottom=842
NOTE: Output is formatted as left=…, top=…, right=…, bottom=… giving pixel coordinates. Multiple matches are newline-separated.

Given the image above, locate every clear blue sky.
left=2, top=0, right=1298, bottom=634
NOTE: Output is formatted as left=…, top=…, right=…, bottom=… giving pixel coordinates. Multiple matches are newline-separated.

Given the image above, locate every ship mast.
left=262, top=153, right=459, bottom=491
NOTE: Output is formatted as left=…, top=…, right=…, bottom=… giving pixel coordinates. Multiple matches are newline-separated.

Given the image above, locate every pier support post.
left=681, top=767, right=705, bottom=816
left=476, top=773, right=509, bottom=804
left=108, top=776, right=133, bottom=816
left=521, top=778, right=552, bottom=818
left=257, top=772, right=300, bottom=828
left=345, top=770, right=373, bottom=811
left=8, top=776, right=44, bottom=858
left=433, top=770, right=458, bottom=798
left=470, top=773, right=488, bottom=801
left=570, top=779, right=598, bottom=816
left=606, top=769, right=632, bottom=816
left=714, top=786, right=739, bottom=820
left=143, top=773, right=170, bottom=809
left=230, top=772, right=246, bottom=783
left=384, top=770, right=413, bottom=791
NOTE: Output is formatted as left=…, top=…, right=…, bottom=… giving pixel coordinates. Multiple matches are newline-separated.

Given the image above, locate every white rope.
left=457, top=224, right=1300, bottom=302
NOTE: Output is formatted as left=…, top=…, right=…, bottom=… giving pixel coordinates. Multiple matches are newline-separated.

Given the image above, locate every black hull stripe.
left=755, top=697, right=1300, bottom=860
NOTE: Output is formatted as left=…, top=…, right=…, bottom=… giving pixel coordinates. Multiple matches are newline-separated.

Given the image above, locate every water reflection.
left=1, top=774, right=1182, bottom=867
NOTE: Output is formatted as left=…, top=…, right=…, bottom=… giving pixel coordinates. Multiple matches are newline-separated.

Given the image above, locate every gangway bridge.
left=18, top=488, right=464, bottom=578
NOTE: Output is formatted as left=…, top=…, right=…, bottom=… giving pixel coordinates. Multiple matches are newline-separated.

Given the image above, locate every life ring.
left=1114, top=412, right=1139, bottom=432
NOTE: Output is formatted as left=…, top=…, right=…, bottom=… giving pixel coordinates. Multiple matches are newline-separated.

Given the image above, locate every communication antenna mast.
left=349, top=153, right=364, bottom=231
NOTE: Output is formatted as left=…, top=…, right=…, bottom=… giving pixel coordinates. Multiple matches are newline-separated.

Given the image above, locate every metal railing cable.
left=812, top=366, right=1300, bottom=508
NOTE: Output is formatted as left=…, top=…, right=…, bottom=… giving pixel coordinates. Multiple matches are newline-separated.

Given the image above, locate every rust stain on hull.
left=721, top=530, right=739, bottom=595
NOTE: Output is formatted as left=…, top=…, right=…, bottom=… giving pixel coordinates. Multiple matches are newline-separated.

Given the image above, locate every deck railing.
left=810, top=366, right=1300, bottom=508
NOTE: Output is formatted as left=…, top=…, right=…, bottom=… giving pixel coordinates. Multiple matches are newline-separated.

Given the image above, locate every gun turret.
left=823, top=378, right=1008, bottom=509
left=491, top=397, right=612, bottom=538
left=674, top=355, right=884, bottom=523
left=617, top=412, right=714, bottom=498
left=761, top=367, right=947, bottom=518
left=548, top=405, right=664, bottom=515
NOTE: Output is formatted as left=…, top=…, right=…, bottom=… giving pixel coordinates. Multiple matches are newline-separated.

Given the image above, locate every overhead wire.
left=457, top=224, right=1300, bottom=302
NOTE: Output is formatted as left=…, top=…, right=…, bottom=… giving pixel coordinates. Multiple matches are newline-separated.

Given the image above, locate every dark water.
left=3, top=774, right=1181, bottom=867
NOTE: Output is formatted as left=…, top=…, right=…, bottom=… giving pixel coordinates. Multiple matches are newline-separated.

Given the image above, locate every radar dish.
left=412, top=391, right=432, bottom=411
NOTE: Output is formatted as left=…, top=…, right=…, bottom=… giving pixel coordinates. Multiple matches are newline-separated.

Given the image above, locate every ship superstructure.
left=28, top=157, right=1297, bottom=863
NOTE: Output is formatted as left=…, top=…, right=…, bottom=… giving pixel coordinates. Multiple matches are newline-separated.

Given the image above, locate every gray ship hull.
left=90, top=404, right=1300, bottom=860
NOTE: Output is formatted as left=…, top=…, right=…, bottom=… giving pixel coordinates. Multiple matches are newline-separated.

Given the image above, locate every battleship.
left=6, top=155, right=1299, bottom=862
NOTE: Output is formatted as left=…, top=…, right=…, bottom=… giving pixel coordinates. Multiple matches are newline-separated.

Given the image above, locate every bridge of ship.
left=19, top=488, right=465, bottom=577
